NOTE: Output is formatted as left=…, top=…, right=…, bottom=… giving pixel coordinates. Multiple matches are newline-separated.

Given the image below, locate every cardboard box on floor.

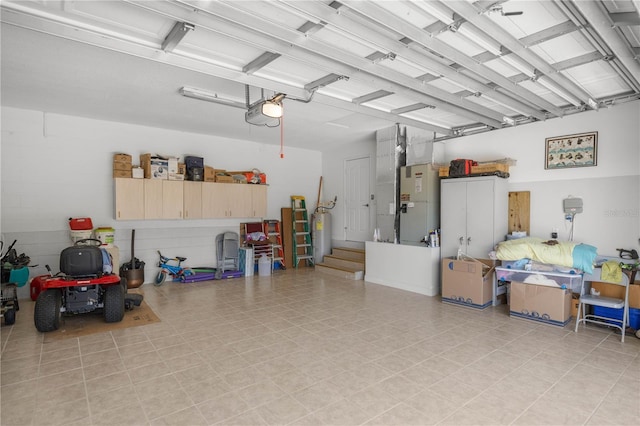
left=441, top=257, right=495, bottom=309
left=510, top=281, right=571, bottom=327
left=591, top=281, right=640, bottom=309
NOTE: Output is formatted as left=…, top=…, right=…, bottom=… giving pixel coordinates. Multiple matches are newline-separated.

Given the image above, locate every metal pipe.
left=569, top=0, right=640, bottom=93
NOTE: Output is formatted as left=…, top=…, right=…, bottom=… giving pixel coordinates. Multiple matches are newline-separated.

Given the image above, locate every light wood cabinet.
left=202, top=182, right=266, bottom=218
left=144, top=180, right=163, bottom=219
left=202, top=182, right=230, bottom=218
left=183, top=181, right=202, bottom=219
left=115, top=179, right=267, bottom=220
left=114, top=178, right=144, bottom=220
left=250, top=185, right=267, bottom=218
left=162, top=180, right=184, bottom=219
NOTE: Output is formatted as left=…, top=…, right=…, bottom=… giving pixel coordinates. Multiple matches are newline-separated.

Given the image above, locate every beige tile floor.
left=1, top=268, right=639, bottom=426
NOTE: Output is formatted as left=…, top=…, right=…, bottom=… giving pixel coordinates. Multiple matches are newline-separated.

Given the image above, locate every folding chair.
left=216, top=232, right=239, bottom=273
left=575, top=266, right=631, bottom=342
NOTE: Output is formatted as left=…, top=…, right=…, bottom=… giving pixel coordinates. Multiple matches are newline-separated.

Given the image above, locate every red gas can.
left=69, top=217, right=93, bottom=230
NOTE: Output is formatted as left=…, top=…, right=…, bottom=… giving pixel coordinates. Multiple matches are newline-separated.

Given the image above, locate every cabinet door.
left=114, top=178, right=144, bottom=220
left=466, top=179, right=495, bottom=258
left=202, top=182, right=229, bottom=218
left=144, top=180, right=163, bottom=219
left=250, top=185, right=267, bottom=218
left=162, top=180, right=184, bottom=219
left=227, top=184, right=253, bottom=217
left=440, top=180, right=467, bottom=258
left=183, top=181, right=202, bottom=219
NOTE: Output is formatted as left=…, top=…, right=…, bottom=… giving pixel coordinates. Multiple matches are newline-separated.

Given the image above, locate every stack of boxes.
left=113, top=152, right=267, bottom=184
left=140, top=154, right=181, bottom=180
left=113, top=154, right=132, bottom=178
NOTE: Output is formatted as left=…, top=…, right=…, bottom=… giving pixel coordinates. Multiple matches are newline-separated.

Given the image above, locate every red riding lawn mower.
left=31, top=239, right=142, bottom=332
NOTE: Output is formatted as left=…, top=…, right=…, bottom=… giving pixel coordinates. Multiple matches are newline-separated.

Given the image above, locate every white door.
left=345, top=157, right=370, bottom=241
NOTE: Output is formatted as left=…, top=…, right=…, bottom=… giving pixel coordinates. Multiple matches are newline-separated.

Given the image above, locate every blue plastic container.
left=9, top=267, right=29, bottom=287
left=592, top=306, right=640, bottom=330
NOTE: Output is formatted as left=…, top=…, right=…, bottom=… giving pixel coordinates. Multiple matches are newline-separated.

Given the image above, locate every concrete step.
left=315, top=263, right=364, bottom=280
left=331, top=247, right=365, bottom=262
left=323, top=255, right=364, bottom=271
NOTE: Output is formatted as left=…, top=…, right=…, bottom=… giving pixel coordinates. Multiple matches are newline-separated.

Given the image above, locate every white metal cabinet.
left=440, top=176, right=508, bottom=259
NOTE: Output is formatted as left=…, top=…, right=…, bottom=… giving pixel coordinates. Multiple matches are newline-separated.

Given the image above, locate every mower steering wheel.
left=75, top=238, right=103, bottom=247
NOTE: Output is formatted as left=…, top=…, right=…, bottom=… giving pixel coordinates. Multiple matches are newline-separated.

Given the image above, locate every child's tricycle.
left=154, top=251, right=194, bottom=286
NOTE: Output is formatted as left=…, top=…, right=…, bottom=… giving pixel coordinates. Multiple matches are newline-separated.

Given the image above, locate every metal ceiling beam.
left=313, top=95, right=453, bottom=135
left=0, top=2, right=312, bottom=98
left=304, top=73, right=348, bottom=92
left=242, top=52, right=281, bottom=75
left=338, top=0, right=563, bottom=117
left=570, top=0, right=640, bottom=93
left=446, top=1, right=593, bottom=105
left=552, top=51, right=604, bottom=71
left=118, top=0, right=456, bottom=133
left=519, top=21, right=582, bottom=47
left=353, top=90, right=394, bottom=105
left=284, top=0, right=549, bottom=121
left=609, top=12, right=640, bottom=27
left=178, top=0, right=505, bottom=129
left=391, top=103, right=433, bottom=114
left=161, top=21, right=194, bottom=52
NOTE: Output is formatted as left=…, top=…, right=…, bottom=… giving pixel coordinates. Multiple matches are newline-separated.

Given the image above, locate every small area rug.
left=43, top=298, right=160, bottom=342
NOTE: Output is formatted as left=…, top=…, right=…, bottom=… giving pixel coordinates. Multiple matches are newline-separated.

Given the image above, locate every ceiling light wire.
left=280, top=102, right=285, bottom=159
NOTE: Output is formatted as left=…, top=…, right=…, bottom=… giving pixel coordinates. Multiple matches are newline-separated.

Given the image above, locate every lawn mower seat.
left=60, top=245, right=104, bottom=277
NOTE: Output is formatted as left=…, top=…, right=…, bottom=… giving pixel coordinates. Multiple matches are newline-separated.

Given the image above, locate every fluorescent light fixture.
left=457, top=24, right=502, bottom=56
left=501, top=55, right=536, bottom=78
left=180, top=86, right=246, bottom=109
left=162, top=22, right=194, bottom=52
left=537, top=77, right=582, bottom=107
left=587, top=97, right=599, bottom=110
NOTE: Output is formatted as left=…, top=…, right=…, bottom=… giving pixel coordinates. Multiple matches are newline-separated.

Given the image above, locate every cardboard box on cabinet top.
left=441, top=257, right=495, bottom=309
left=510, top=281, right=571, bottom=327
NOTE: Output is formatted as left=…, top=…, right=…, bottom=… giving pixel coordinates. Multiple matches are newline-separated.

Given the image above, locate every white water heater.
left=312, top=211, right=332, bottom=264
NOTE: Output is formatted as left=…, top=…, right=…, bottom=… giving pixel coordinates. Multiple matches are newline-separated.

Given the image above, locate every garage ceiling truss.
left=2, top=0, right=639, bottom=141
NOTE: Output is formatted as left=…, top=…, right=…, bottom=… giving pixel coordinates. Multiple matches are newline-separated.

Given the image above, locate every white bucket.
left=70, top=230, right=92, bottom=244
left=94, top=227, right=115, bottom=247
left=258, top=254, right=271, bottom=276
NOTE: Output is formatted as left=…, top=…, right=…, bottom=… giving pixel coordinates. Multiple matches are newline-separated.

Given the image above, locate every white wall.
left=321, top=101, right=639, bottom=259
left=1, top=107, right=321, bottom=298
left=436, top=101, right=640, bottom=256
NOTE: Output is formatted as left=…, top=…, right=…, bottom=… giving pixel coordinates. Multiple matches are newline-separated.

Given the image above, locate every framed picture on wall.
left=545, top=131, right=597, bottom=169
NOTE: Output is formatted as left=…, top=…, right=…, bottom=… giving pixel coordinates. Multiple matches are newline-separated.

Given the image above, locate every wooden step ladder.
left=264, top=219, right=285, bottom=269
left=291, top=195, right=314, bottom=267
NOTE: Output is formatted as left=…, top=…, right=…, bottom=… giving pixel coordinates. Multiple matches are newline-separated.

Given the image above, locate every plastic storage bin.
left=495, top=267, right=583, bottom=293
left=592, top=306, right=640, bottom=330
left=258, top=254, right=271, bottom=276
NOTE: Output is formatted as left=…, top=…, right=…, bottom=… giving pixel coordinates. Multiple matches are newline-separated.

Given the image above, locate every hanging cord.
left=280, top=102, right=285, bottom=158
